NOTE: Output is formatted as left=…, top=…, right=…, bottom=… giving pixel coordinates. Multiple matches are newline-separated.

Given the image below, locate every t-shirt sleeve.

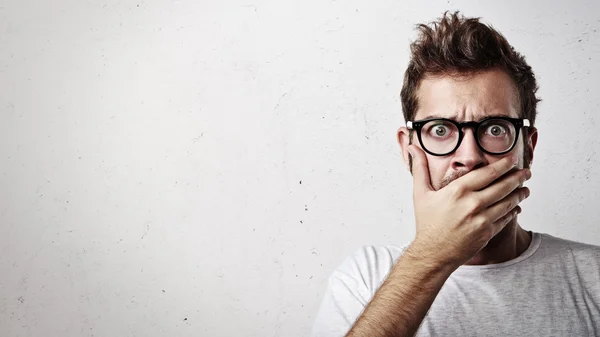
left=310, top=245, right=403, bottom=337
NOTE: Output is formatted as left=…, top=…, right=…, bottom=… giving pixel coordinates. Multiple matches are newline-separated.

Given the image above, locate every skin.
left=397, top=69, right=538, bottom=265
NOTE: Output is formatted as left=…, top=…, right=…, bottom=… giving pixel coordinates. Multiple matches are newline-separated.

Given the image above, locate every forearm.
left=346, top=244, right=457, bottom=337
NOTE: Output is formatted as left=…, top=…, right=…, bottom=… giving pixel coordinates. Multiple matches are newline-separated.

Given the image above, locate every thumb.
left=408, top=145, right=433, bottom=194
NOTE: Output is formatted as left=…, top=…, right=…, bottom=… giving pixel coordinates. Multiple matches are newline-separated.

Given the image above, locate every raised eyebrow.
left=476, top=114, right=514, bottom=121
left=419, top=114, right=447, bottom=120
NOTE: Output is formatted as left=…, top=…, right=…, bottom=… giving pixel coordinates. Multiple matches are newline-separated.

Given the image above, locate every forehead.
left=414, top=69, right=520, bottom=121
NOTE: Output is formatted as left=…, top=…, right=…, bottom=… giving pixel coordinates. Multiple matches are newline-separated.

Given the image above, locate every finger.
left=481, top=187, right=530, bottom=225
left=408, top=145, right=433, bottom=195
left=477, top=168, right=531, bottom=207
left=453, top=156, right=518, bottom=191
left=488, top=205, right=521, bottom=238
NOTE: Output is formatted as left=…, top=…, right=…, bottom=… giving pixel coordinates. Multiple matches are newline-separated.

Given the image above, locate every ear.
left=526, top=126, right=538, bottom=167
left=397, top=126, right=412, bottom=172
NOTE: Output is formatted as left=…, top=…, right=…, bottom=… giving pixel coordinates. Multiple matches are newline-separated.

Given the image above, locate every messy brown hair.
left=400, top=11, right=541, bottom=148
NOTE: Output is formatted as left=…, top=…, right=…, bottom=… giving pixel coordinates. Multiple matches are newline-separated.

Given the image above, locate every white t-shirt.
left=311, top=232, right=600, bottom=337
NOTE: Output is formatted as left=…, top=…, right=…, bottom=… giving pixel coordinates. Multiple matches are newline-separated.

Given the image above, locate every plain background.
left=1, top=0, right=600, bottom=336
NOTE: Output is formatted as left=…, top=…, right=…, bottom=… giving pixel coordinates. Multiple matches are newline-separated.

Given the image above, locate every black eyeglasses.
left=406, top=116, right=530, bottom=156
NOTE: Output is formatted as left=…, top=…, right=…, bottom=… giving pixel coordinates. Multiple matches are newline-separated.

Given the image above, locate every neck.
left=464, top=219, right=532, bottom=266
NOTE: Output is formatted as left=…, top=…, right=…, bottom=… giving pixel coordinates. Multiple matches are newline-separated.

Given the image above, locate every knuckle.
left=515, top=189, right=526, bottom=202
left=512, top=193, right=520, bottom=205
left=507, top=209, right=517, bottom=221
left=488, top=165, right=501, bottom=180
left=450, top=183, right=466, bottom=198
left=472, top=215, right=488, bottom=229
left=519, top=191, right=526, bottom=202
left=469, top=198, right=485, bottom=213
left=520, top=171, right=529, bottom=183
left=481, top=225, right=495, bottom=237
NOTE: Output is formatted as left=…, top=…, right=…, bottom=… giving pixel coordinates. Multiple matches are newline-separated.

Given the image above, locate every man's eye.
left=431, top=125, right=450, bottom=137
left=486, top=125, right=507, bottom=136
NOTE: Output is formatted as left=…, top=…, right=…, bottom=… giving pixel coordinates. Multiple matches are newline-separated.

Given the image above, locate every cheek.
left=511, top=141, right=526, bottom=168
left=486, top=145, right=524, bottom=169
left=426, top=157, right=451, bottom=181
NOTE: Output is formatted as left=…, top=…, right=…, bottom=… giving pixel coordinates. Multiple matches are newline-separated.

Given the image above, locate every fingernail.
left=525, top=169, right=532, bottom=179
left=525, top=188, right=531, bottom=198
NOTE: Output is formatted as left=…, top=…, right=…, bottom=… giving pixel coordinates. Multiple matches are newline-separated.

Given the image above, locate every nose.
left=451, top=128, right=487, bottom=171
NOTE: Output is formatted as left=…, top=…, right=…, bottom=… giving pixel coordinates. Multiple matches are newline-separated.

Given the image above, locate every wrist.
left=404, top=239, right=461, bottom=276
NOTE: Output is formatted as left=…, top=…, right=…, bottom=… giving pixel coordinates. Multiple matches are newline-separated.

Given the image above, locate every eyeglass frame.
left=406, top=116, right=531, bottom=156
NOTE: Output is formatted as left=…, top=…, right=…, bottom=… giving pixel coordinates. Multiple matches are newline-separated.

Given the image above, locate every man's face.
left=398, top=69, right=537, bottom=190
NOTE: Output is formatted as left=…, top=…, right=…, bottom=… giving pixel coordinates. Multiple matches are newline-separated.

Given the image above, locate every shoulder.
left=540, top=232, right=600, bottom=258
left=332, top=244, right=408, bottom=297
left=310, top=244, right=409, bottom=336
left=538, top=233, right=600, bottom=282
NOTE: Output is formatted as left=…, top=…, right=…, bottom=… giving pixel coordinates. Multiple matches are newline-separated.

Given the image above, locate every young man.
left=311, top=11, right=600, bottom=337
